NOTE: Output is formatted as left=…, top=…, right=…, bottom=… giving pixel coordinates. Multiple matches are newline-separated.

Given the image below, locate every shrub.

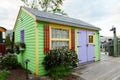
left=43, top=47, right=78, bottom=80
left=6, top=35, right=12, bottom=48
left=0, top=54, right=19, bottom=70
left=0, top=70, right=10, bottom=80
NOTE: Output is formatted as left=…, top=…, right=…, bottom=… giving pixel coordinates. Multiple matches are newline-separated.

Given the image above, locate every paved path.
left=74, top=53, right=120, bottom=80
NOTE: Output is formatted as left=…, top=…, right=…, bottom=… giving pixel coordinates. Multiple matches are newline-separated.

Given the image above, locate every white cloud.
left=62, top=0, right=120, bottom=37
left=1, top=0, right=120, bottom=37
left=0, top=0, right=23, bottom=29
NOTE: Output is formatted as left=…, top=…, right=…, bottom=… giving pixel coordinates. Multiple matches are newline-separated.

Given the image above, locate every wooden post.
left=110, top=27, right=118, bottom=57
left=113, top=28, right=118, bottom=57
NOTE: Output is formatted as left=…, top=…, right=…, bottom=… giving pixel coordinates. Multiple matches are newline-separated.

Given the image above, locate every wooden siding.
left=75, top=28, right=78, bottom=54
left=95, top=31, right=100, bottom=61
left=38, top=22, right=47, bottom=75
left=15, top=9, right=36, bottom=73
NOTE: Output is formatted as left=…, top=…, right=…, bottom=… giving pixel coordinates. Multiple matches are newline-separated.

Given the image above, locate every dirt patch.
left=8, top=67, right=26, bottom=80
left=7, top=67, right=84, bottom=80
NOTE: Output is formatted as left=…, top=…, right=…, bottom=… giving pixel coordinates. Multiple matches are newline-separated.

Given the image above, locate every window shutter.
left=71, top=28, right=75, bottom=50
left=44, top=25, right=50, bottom=54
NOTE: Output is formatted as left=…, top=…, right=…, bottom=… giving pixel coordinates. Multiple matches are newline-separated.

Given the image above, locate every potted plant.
left=19, top=42, right=26, bottom=50
left=14, top=42, right=26, bottom=54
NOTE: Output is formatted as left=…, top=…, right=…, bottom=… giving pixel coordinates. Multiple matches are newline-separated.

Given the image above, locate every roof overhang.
left=0, top=27, right=7, bottom=32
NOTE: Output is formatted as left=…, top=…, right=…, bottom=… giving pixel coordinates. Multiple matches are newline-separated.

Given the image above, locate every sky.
left=1, top=0, right=120, bottom=37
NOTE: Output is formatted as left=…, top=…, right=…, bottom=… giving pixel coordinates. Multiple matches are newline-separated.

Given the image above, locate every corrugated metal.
left=15, top=10, right=36, bottom=73
left=38, top=23, right=47, bottom=75
left=23, top=7, right=101, bottom=31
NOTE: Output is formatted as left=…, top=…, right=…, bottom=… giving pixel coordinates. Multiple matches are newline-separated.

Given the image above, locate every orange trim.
left=0, top=27, right=6, bottom=32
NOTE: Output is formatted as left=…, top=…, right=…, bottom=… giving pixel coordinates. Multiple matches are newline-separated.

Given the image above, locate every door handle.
left=86, top=44, right=88, bottom=47
left=77, top=46, right=81, bottom=48
left=93, top=57, right=96, bottom=58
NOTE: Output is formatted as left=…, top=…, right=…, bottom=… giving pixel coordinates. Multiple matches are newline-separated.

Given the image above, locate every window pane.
left=51, top=28, right=69, bottom=49
left=63, top=41, right=69, bottom=47
left=51, top=28, right=69, bottom=39
left=20, top=30, right=24, bottom=43
left=51, top=28, right=55, bottom=38
left=89, top=35, right=93, bottom=43
left=60, top=30, right=62, bottom=38
left=51, top=41, right=69, bottom=49
left=51, top=41, right=55, bottom=49
left=56, top=29, right=59, bottom=38
left=65, top=30, right=69, bottom=39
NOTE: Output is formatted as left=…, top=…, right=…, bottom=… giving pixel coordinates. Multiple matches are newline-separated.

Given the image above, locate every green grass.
left=0, top=70, right=10, bottom=80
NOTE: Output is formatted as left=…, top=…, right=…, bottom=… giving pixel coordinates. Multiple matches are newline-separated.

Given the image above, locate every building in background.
left=0, top=26, right=6, bottom=55
left=0, top=27, right=6, bottom=43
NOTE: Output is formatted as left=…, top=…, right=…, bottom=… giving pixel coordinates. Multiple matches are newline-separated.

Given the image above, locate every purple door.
left=78, top=30, right=87, bottom=63
left=87, top=31, right=95, bottom=61
left=78, top=30, right=95, bottom=63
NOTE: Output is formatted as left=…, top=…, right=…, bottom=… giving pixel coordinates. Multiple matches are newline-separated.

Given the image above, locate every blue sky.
left=1, top=0, right=120, bottom=37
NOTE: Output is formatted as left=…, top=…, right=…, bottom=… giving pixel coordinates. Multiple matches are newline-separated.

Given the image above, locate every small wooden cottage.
left=14, top=6, right=101, bottom=75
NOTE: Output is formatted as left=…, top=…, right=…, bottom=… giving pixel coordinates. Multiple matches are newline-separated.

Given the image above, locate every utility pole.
left=110, top=26, right=118, bottom=57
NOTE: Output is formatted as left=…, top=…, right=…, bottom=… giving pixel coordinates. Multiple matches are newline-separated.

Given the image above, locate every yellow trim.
left=49, top=23, right=71, bottom=49
left=35, top=22, right=39, bottom=75
left=22, top=8, right=36, bottom=20
left=88, top=34, right=94, bottom=44
left=75, top=28, right=78, bottom=54
left=13, top=6, right=36, bottom=31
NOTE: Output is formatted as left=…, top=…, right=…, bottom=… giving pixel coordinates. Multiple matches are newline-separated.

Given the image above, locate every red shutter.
left=44, top=25, right=50, bottom=54
left=71, top=28, right=75, bottom=50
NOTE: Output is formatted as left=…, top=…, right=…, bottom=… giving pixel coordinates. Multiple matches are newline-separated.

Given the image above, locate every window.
left=88, top=34, right=94, bottom=44
left=51, top=28, right=70, bottom=49
left=20, top=29, right=24, bottom=43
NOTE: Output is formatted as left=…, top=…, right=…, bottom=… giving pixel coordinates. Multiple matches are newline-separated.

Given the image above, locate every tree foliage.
left=5, top=35, right=11, bottom=48
left=21, top=0, right=67, bottom=15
